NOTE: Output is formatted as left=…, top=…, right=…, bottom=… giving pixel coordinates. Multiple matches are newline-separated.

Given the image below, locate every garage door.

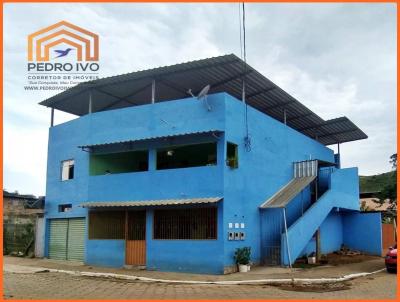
left=49, top=218, right=85, bottom=261
left=49, top=219, right=68, bottom=260
left=67, top=218, right=85, bottom=261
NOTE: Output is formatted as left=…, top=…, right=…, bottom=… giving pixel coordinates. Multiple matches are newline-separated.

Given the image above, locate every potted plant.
left=234, top=247, right=251, bottom=272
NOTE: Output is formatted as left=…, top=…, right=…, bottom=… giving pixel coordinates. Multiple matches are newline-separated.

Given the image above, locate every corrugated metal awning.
left=260, top=176, right=316, bottom=209
left=39, top=54, right=367, bottom=146
left=80, top=197, right=222, bottom=208
left=78, top=130, right=222, bottom=151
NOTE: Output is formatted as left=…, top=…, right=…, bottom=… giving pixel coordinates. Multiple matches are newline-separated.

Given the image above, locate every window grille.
left=153, top=207, right=217, bottom=240
left=89, top=211, right=125, bottom=239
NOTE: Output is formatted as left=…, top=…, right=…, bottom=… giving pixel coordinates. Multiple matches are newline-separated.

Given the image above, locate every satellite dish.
left=197, top=85, right=210, bottom=100
left=187, top=89, right=195, bottom=98
left=197, top=84, right=211, bottom=111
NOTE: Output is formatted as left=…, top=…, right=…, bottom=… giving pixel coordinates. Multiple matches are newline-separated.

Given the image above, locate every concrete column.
left=151, top=79, right=156, bottom=104
left=88, top=90, right=93, bottom=114
left=283, top=109, right=287, bottom=125
left=216, top=133, right=226, bottom=168
left=148, top=149, right=157, bottom=171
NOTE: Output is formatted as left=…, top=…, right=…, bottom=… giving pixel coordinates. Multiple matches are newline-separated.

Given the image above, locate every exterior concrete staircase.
left=281, top=167, right=360, bottom=266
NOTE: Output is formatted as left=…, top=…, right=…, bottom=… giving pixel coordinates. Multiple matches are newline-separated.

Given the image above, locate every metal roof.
left=80, top=197, right=222, bottom=208
left=260, top=176, right=316, bottom=209
left=39, top=54, right=367, bottom=145
left=78, top=130, right=222, bottom=151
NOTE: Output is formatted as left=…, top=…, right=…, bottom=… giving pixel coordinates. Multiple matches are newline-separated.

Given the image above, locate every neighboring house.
left=40, top=54, right=382, bottom=274
left=360, top=191, right=393, bottom=213
left=3, top=190, right=45, bottom=256
left=3, top=190, right=44, bottom=224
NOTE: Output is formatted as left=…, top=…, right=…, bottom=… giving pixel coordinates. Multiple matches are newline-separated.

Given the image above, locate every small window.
left=58, top=204, right=72, bottom=212
left=226, top=142, right=238, bottom=169
left=61, top=159, right=74, bottom=181
left=157, top=142, right=217, bottom=170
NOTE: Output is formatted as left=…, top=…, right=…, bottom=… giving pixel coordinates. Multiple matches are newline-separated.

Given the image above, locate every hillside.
left=359, top=170, right=396, bottom=193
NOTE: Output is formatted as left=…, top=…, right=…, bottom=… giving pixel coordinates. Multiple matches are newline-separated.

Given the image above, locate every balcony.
left=87, top=165, right=223, bottom=201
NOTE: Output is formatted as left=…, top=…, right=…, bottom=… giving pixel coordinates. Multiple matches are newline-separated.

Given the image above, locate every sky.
left=3, top=3, right=397, bottom=196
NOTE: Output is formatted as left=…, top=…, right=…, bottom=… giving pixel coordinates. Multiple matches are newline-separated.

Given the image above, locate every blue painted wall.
left=45, top=94, right=227, bottom=273
left=222, top=94, right=334, bottom=269
left=320, top=210, right=343, bottom=254
left=45, top=92, right=369, bottom=273
left=342, top=212, right=382, bottom=255
left=86, top=240, right=125, bottom=267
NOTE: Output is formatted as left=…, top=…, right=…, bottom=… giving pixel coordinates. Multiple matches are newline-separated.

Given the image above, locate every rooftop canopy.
left=39, top=54, right=367, bottom=146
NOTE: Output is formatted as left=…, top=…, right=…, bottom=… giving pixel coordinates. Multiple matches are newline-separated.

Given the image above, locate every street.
left=3, top=270, right=397, bottom=300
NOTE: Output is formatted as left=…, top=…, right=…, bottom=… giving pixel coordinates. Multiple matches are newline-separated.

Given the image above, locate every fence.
left=3, top=223, right=35, bottom=255
left=382, top=222, right=396, bottom=255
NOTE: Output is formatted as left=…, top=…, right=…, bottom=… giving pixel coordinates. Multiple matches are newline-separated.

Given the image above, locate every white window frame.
left=61, top=159, right=75, bottom=181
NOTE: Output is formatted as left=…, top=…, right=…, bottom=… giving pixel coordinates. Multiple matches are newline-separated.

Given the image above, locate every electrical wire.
left=240, top=3, right=251, bottom=152
left=238, top=4, right=243, bottom=60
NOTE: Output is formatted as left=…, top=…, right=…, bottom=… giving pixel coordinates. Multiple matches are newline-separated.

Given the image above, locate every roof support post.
left=50, top=108, right=54, bottom=127
left=88, top=90, right=93, bottom=114
left=283, top=109, right=287, bottom=125
left=151, top=79, right=156, bottom=104
left=242, top=83, right=245, bottom=103
left=283, top=208, right=292, bottom=268
left=337, top=142, right=340, bottom=155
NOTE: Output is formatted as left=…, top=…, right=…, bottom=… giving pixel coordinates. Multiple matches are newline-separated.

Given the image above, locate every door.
left=125, top=211, right=146, bottom=265
left=49, top=219, right=68, bottom=260
left=48, top=218, right=85, bottom=261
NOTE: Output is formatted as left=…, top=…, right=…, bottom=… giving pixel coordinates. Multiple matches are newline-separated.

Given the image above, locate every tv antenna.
left=187, top=84, right=211, bottom=111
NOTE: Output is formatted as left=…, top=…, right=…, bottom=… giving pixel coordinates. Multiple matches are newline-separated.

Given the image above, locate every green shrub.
left=234, top=247, right=251, bottom=265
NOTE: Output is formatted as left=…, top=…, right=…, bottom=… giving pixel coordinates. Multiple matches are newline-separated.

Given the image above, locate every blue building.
left=40, top=54, right=382, bottom=274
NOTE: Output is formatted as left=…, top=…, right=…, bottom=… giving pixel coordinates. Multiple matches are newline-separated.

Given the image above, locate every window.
left=226, top=142, right=238, bottom=169
left=89, top=150, right=148, bottom=176
left=153, top=207, right=217, bottom=240
left=89, top=211, right=125, bottom=239
left=58, top=204, right=72, bottom=212
left=157, top=142, right=217, bottom=170
left=61, top=160, right=74, bottom=181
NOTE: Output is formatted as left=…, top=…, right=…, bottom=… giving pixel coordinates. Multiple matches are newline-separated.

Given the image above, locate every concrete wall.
left=45, top=94, right=227, bottom=273
left=45, top=92, right=363, bottom=273
left=86, top=240, right=126, bottom=267
left=320, top=210, right=343, bottom=254
left=222, top=94, right=334, bottom=268
left=342, top=212, right=382, bottom=255
left=146, top=205, right=225, bottom=274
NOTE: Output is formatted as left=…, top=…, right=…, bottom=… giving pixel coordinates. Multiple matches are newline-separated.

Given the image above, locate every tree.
left=390, top=153, right=397, bottom=170
left=373, top=153, right=397, bottom=222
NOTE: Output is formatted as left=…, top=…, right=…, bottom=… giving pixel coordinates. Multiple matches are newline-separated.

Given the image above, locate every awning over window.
left=260, top=176, right=316, bottom=209
left=80, top=197, right=222, bottom=208
left=78, top=130, right=223, bottom=152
